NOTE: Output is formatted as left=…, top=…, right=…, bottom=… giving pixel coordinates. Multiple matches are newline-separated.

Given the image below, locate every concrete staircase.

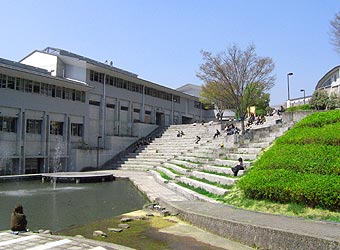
left=115, top=115, right=291, bottom=201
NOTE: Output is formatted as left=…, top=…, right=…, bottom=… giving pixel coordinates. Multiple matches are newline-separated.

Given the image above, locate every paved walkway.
left=0, top=232, right=133, bottom=250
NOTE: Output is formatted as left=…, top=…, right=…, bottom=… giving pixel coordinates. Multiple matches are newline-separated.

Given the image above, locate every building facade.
left=315, top=65, right=340, bottom=95
left=0, top=47, right=208, bottom=175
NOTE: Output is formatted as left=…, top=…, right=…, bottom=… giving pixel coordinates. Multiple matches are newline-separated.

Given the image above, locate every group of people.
left=134, top=137, right=152, bottom=152
left=226, top=123, right=240, bottom=135
left=177, top=130, right=185, bottom=137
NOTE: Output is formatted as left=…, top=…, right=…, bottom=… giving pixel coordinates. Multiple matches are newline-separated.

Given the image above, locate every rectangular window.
left=24, top=80, right=33, bottom=93
left=89, top=100, right=100, bottom=106
left=7, top=76, right=15, bottom=89
left=33, top=82, right=40, bottom=93
left=75, top=90, right=82, bottom=101
left=41, top=83, right=48, bottom=95
left=50, top=121, right=63, bottom=135
left=121, top=106, right=129, bottom=111
left=16, top=78, right=24, bottom=91
left=145, top=110, right=152, bottom=115
left=0, top=74, right=7, bottom=88
left=48, top=85, right=55, bottom=97
left=133, top=108, right=140, bottom=113
left=173, top=95, right=180, bottom=103
left=0, top=116, right=17, bottom=133
left=90, top=70, right=94, bottom=81
left=56, top=86, right=63, bottom=98
left=99, top=73, right=104, bottom=83
left=106, top=103, right=115, bottom=109
left=26, top=119, right=42, bottom=134
left=64, top=88, right=72, bottom=100
left=71, top=123, right=83, bottom=137
left=194, top=101, right=201, bottom=109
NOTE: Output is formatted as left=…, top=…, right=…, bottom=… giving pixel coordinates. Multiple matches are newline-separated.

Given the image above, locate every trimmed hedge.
left=238, top=110, right=340, bottom=211
left=238, top=169, right=340, bottom=211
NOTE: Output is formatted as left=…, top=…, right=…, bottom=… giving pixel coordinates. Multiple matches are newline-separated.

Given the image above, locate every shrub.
left=238, top=170, right=340, bottom=211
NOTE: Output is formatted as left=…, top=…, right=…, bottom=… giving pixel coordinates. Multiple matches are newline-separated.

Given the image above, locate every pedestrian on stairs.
left=231, top=157, right=244, bottom=176
left=195, top=136, right=201, bottom=144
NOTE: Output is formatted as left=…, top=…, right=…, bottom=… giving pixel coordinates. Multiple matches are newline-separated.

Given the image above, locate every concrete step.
left=225, top=153, right=257, bottom=161
left=163, top=162, right=191, bottom=175
left=178, top=176, right=229, bottom=196
left=190, top=170, right=237, bottom=185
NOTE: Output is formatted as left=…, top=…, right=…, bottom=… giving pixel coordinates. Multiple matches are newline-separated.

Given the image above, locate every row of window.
left=0, top=116, right=83, bottom=136
left=89, top=70, right=181, bottom=103
left=0, top=73, right=86, bottom=103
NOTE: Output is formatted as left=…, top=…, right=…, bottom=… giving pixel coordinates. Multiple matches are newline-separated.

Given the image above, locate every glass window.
left=0, top=74, right=7, bottom=88
left=89, top=100, right=100, bottom=106
left=121, top=106, right=129, bottom=111
left=50, top=121, right=63, bottom=135
left=33, top=82, right=40, bottom=93
left=106, top=103, right=115, bottom=109
left=24, top=80, right=33, bottom=93
left=133, top=108, right=140, bottom=113
left=41, top=83, right=48, bottom=95
left=71, top=123, right=83, bottom=137
left=16, top=78, right=24, bottom=91
left=7, top=76, right=15, bottom=89
left=26, top=119, right=42, bottom=134
left=56, top=86, right=63, bottom=98
left=0, top=116, right=17, bottom=133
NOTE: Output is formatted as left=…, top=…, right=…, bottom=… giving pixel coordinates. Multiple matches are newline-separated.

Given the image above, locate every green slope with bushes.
left=238, top=110, right=340, bottom=211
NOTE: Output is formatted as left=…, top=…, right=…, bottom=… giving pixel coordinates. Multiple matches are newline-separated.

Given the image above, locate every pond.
left=0, top=179, right=148, bottom=231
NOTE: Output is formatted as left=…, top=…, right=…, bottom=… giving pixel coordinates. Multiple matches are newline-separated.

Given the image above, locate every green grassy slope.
left=238, top=110, right=340, bottom=211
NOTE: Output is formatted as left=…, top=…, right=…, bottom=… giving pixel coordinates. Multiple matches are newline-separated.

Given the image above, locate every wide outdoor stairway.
left=114, top=115, right=291, bottom=201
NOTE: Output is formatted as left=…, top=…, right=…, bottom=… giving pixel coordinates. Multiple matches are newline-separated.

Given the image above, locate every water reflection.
left=0, top=179, right=148, bottom=231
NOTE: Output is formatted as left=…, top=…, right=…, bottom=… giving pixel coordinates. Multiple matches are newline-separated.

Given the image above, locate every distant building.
left=176, top=83, right=235, bottom=120
left=315, top=65, right=340, bottom=95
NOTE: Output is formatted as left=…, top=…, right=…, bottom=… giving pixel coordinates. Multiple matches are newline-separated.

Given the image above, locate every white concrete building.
left=0, top=47, right=214, bottom=175
left=315, top=65, right=340, bottom=95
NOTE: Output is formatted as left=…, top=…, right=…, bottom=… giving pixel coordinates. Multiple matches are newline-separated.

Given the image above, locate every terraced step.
left=177, top=176, right=229, bottom=196
left=162, top=162, right=190, bottom=175
left=169, top=159, right=201, bottom=168
left=190, top=170, right=237, bottom=185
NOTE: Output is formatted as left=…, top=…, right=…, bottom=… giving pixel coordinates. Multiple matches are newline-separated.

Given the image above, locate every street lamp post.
left=287, top=72, right=294, bottom=100
left=97, top=136, right=102, bottom=169
left=300, top=89, right=306, bottom=104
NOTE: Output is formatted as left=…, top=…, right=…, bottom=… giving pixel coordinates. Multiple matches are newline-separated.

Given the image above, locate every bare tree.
left=197, top=44, right=275, bottom=133
left=330, top=12, right=340, bottom=53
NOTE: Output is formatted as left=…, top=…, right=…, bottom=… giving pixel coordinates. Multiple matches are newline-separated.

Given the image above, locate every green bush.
left=286, top=104, right=312, bottom=112
left=238, top=170, right=340, bottom=211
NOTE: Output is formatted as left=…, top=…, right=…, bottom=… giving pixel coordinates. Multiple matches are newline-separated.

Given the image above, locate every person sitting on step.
left=11, top=204, right=28, bottom=232
left=231, top=157, right=245, bottom=176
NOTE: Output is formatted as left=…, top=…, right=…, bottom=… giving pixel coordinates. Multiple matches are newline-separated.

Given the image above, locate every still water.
left=0, top=179, right=148, bottom=231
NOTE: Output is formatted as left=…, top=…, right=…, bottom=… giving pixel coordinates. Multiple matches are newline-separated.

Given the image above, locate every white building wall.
left=21, top=52, right=57, bottom=76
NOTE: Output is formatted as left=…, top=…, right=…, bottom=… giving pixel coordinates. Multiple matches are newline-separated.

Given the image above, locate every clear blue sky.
left=1, top=0, right=340, bottom=105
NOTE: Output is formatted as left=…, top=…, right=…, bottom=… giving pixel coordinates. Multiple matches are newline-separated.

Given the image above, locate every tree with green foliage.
left=310, top=90, right=339, bottom=110
left=199, top=81, right=230, bottom=122
left=310, top=90, right=328, bottom=110
left=197, top=44, right=275, bottom=133
left=330, top=12, right=340, bottom=53
left=327, top=92, right=340, bottom=110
